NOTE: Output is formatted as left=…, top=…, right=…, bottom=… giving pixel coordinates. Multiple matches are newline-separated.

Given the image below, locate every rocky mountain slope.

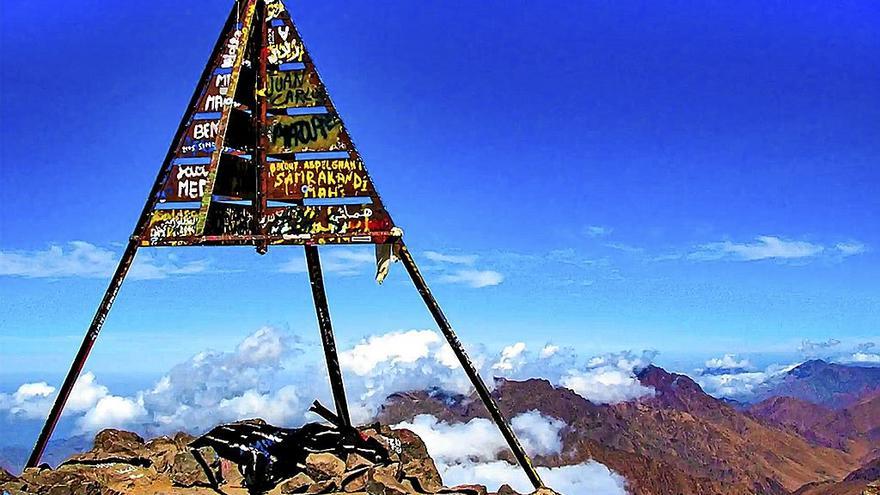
left=751, top=360, right=880, bottom=409
left=378, top=365, right=865, bottom=495
left=794, top=456, right=880, bottom=495
left=748, top=389, right=880, bottom=463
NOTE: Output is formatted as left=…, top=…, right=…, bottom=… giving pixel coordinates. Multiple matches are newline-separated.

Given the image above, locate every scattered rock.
left=440, top=484, right=488, bottom=495
left=62, top=429, right=151, bottom=467
left=271, top=472, right=315, bottom=494
left=143, top=432, right=192, bottom=473
left=496, top=485, right=522, bottom=495
left=305, top=452, right=346, bottom=481
left=169, top=447, right=221, bottom=487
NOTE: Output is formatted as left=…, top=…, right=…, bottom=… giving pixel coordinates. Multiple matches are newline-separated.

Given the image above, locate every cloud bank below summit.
left=1, top=326, right=638, bottom=493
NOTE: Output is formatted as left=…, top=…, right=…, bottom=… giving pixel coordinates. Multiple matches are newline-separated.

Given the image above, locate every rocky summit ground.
left=0, top=426, right=559, bottom=495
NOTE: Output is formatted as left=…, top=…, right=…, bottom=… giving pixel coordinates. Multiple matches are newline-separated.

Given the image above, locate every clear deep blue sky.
left=1, top=0, right=878, bottom=376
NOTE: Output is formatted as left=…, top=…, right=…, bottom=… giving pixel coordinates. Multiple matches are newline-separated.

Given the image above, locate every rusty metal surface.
left=143, top=204, right=393, bottom=246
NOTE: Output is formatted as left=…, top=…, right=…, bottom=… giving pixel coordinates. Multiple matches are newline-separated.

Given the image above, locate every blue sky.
left=1, top=0, right=879, bottom=382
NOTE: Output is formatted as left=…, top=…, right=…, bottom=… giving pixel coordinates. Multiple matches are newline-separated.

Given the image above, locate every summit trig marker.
left=27, top=1, right=544, bottom=490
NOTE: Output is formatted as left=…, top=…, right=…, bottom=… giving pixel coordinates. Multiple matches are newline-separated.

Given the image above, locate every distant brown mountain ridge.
left=378, top=363, right=880, bottom=495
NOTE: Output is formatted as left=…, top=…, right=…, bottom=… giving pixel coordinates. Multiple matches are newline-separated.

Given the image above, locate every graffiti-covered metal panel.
left=146, top=209, right=200, bottom=245
left=266, top=158, right=373, bottom=199
left=267, top=114, right=347, bottom=154
left=206, top=203, right=255, bottom=237
left=266, top=68, right=326, bottom=109
left=161, top=165, right=210, bottom=202
left=138, top=0, right=393, bottom=248
left=265, top=0, right=304, bottom=65
left=262, top=204, right=393, bottom=243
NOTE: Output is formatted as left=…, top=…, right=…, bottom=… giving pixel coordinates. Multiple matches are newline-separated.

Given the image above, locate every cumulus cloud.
left=438, top=269, right=504, bottom=288
left=339, top=330, right=475, bottom=423
left=1, top=326, right=658, bottom=457
left=138, top=326, right=303, bottom=433
left=0, top=242, right=209, bottom=280
left=835, top=342, right=880, bottom=365
left=702, top=354, right=752, bottom=375
left=78, top=396, right=146, bottom=433
left=695, top=361, right=797, bottom=400
left=0, top=371, right=120, bottom=421
left=539, top=344, right=560, bottom=359
left=559, top=351, right=657, bottom=404
left=443, top=460, right=628, bottom=495
left=0, top=382, right=55, bottom=419
left=395, top=413, right=626, bottom=494
left=492, top=343, right=528, bottom=372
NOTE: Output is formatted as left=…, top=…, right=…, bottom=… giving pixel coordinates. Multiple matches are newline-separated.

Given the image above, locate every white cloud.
left=395, top=413, right=626, bottom=494
left=442, top=460, right=628, bottom=495
left=841, top=352, right=880, bottom=364
left=0, top=241, right=209, bottom=280
left=0, top=372, right=113, bottom=420
left=540, top=344, right=560, bottom=359
left=136, top=326, right=303, bottom=433
left=0, top=382, right=55, bottom=419
left=560, top=351, right=656, bottom=404
left=689, top=236, right=868, bottom=263
left=492, top=343, right=527, bottom=372
left=702, top=354, right=752, bottom=374
left=395, top=411, right=565, bottom=464
left=424, top=251, right=478, bottom=265
left=836, top=342, right=880, bottom=365
left=77, top=396, right=146, bottom=433
left=695, top=362, right=797, bottom=399
left=691, top=236, right=824, bottom=261
left=340, top=330, right=448, bottom=376
left=278, top=247, right=374, bottom=276
left=798, top=338, right=841, bottom=357
left=67, top=372, right=110, bottom=412
left=13, top=382, right=55, bottom=402
left=438, top=269, right=504, bottom=288
left=836, top=242, right=867, bottom=257
left=510, top=410, right=566, bottom=456
left=339, top=330, right=473, bottom=423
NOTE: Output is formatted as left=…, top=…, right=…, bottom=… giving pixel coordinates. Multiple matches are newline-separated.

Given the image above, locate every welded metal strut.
left=397, top=242, right=545, bottom=490
left=304, top=245, right=352, bottom=427
left=26, top=241, right=139, bottom=468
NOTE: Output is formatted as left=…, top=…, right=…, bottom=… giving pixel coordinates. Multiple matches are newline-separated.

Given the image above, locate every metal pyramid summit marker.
left=27, top=1, right=544, bottom=490
left=144, top=0, right=394, bottom=249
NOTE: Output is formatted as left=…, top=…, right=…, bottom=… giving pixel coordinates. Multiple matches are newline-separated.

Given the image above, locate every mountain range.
left=2, top=359, right=878, bottom=494
left=378, top=360, right=880, bottom=495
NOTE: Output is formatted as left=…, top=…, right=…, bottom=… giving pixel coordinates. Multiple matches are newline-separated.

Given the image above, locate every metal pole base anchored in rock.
left=398, top=242, right=545, bottom=490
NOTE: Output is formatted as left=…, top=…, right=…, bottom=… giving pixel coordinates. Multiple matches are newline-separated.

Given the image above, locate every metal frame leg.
left=26, top=241, right=140, bottom=468
left=304, top=245, right=352, bottom=427
left=397, top=242, right=544, bottom=490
